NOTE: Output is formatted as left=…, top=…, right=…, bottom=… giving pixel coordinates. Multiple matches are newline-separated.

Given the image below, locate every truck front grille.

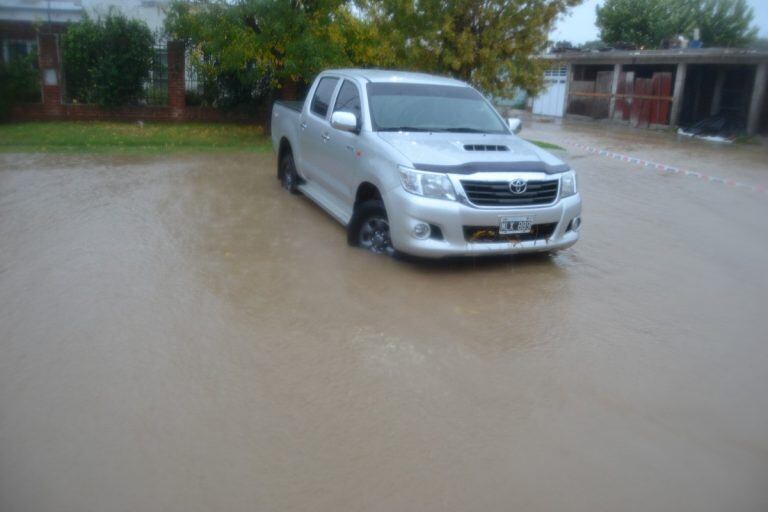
left=460, top=179, right=559, bottom=207
left=464, top=223, right=558, bottom=243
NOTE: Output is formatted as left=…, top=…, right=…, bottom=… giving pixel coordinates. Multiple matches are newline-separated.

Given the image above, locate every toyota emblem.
left=509, top=178, right=527, bottom=194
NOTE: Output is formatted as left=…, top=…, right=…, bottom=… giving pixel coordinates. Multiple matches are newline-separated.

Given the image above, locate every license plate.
left=499, top=216, right=533, bottom=235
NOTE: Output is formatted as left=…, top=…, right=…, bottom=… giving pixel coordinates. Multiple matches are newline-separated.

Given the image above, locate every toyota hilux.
left=270, top=69, right=582, bottom=257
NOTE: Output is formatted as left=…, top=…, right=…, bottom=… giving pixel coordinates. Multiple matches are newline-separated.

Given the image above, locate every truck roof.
left=323, top=68, right=468, bottom=87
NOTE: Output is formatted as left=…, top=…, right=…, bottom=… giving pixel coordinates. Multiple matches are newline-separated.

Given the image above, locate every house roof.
left=0, top=0, right=83, bottom=23
left=541, top=47, right=768, bottom=66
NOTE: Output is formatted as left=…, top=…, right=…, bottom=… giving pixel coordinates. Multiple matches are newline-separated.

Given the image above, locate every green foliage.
left=684, top=0, right=758, bottom=48
left=62, top=10, right=154, bottom=107
left=165, top=0, right=389, bottom=107
left=361, top=0, right=582, bottom=98
left=596, top=0, right=687, bottom=48
left=596, top=0, right=757, bottom=49
left=0, top=53, right=40, bottom=117
left=0, top=122, right=271, bottom=153
left=167, top=0, right=579, bottom=103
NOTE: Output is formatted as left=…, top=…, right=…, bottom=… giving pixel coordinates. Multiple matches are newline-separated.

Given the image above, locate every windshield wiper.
left=378, top=126, right=436, bottom=132
left=378, top=126, right=494, bottom=133
left=441, top=127, right=491, bottom=133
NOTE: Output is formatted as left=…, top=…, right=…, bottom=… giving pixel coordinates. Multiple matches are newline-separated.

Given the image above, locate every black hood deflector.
left=413, top=161, right=569, bottom=175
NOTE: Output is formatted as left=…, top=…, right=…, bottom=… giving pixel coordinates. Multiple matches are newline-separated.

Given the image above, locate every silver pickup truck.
left=271, top=69, right=581, bottom=258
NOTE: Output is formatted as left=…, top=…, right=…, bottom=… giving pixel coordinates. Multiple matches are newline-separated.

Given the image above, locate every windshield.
left=367, top=83, right=508, bottom=133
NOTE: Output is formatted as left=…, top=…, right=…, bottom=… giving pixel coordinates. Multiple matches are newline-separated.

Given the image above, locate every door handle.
left=300, top=122, right=307, bottom=130
left=321, top=132, right=330, bottom=141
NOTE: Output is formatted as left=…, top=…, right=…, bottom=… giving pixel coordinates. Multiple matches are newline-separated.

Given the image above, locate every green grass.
left=525, top=139, right=565, bottom=151
left=0, top=121, right=272, bottom=154
left=0, top=122, right=567, bottom=154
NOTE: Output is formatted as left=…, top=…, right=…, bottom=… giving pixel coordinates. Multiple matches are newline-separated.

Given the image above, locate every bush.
left=0, top=53, right=40, bottom=118
left=62, top=10, right=154, bottom=107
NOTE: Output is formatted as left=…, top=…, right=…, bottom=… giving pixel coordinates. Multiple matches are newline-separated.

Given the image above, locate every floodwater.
left=1, top=128, right=768, bottom=512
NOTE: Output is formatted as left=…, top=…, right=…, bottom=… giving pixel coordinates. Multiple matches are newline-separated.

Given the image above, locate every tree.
left=684, top=0, right=758, bottom=48
left=596, top=0, right=757, bottom=49
left=62, top=10, right=154, bottom=106
left=360, top=0, right=583, bottom=97
left=0, top=53, right=40, bottom=117
left=165, top=0, right=391, bottom=104
left=596, top=0, right=688, bottom=49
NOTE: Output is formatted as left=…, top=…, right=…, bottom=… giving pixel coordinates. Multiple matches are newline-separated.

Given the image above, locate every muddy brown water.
left=1, top=135, right=768, bottom=512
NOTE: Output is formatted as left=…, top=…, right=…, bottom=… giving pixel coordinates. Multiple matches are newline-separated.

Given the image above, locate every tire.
left=278, top=151, right=301, bottom=194
left=348, top=200, right=396, bottom=256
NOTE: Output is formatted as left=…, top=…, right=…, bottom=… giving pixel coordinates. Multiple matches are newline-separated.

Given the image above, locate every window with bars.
left=2, top=39, right=38, bottom=65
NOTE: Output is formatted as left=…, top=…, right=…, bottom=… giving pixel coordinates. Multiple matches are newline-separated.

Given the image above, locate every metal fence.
left=184, top=51, right=205, bottom=106
left=142, top=46, right=168, bottom=106
left=59, top=44, right=169, bottom=106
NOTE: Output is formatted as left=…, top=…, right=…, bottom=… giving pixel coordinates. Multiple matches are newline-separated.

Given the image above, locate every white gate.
left=532, top=67, right=568, bottom=117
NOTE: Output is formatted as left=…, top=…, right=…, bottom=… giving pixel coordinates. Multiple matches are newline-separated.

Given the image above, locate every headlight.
left=560, top=170, right=577, bottom=197
left=398, top=166, right=456, bottom=201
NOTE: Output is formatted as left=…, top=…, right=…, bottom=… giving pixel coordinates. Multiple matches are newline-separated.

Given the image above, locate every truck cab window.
left=333, top=80, right=362, bottom=130
left=310, top=77, right=338, bottom=118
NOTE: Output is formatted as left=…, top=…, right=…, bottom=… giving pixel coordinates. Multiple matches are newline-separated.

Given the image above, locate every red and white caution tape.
left=569, top=142, right=767, bottom=196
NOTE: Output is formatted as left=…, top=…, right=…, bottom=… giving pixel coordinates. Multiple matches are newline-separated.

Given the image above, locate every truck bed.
left=271, top=100, right=304, bottom=156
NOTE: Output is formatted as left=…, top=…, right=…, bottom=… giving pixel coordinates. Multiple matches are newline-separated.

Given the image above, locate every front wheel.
left=350, top=200, right=395, bottom=256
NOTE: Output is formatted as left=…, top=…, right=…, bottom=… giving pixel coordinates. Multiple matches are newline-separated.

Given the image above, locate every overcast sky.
left=551, top=0, right=768, bottom=44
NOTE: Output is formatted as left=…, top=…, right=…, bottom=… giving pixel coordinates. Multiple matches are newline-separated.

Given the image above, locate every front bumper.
left=386, top=186, right=582, bottom=258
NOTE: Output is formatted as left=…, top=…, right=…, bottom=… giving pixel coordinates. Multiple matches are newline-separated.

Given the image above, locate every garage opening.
left=762, top=77, right=768, bottom=135
left=679, top=64, right=755, bottom=132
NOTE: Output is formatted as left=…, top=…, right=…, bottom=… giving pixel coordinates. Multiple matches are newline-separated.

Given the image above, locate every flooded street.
left=2, top=125, right=768, bottom=512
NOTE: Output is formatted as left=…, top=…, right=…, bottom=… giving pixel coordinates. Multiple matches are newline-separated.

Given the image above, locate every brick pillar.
left=167, top=41, right=186, bottom=118
left=37, top=32, right=63, bottom=115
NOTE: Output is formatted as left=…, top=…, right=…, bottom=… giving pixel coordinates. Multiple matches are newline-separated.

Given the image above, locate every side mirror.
left=507, top=117, right=522, bottom=134
left=331, top=111, right=358, bottom=133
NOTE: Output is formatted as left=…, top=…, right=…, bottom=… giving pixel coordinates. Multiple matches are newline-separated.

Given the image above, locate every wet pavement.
left=1, top=124, right=768, bottom=512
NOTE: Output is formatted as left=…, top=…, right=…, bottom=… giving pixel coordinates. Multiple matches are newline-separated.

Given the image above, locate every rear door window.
left=310, top=77, right=339, bottom=119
